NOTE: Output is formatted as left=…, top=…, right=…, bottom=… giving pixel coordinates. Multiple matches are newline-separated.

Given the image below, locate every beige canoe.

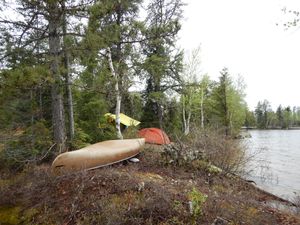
left=51, top=138, right=145, bottom=173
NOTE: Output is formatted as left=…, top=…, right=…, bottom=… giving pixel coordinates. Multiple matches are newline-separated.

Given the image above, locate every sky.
left=178, top=0, right=300, bottom=110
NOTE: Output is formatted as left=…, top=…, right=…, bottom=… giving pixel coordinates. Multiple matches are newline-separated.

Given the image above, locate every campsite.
left=1, top=0, right=300, bottom=224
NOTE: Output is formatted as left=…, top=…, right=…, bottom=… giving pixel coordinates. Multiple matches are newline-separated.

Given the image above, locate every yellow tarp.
left=104, top=113, right=141, bottom=127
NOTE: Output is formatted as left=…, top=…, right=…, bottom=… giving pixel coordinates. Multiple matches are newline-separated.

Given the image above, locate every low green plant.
left=188, top=187, right=208, bottom=222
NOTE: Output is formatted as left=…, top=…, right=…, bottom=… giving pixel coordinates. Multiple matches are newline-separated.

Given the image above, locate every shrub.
left=0, top=121, right=52, bottom=170
left=69, top=126, right=90, bottom=150
left=184, top=129, right=250, bottom=174
left=188, top=187, right=208, bottom=222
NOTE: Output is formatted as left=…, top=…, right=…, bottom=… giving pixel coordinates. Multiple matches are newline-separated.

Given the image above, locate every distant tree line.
left=244, top=100, right=300, bottom=129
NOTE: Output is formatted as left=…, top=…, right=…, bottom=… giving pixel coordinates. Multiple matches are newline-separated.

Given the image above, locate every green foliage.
left=75, top=94, right=117, bottom=143
left=244, top=108, right=256, bottom=128
left=276, top=105, right=284, bottom=128
left=140, top=97, right=161, bottom=128
left=164, top=98, right=182, bottom=136
left=188, top=187, right=207, bottom=222
left=0, top=0, right=280, bottom=172
left=69, top=126, right=91, bottom=150
left=0, top=121, right=52, bottom=170
left=252, top=101, right=300, bottom=129
left=0, top=66, right=51, bottom=129
left=255, top=100, right=271, bottom=129
left=282, top=106, right=292, bottom=129
left=122, top=92, right=143, bottom=121
left=210, top=68, right=246, bottom=136
left=141, top=0, right=184, bottom=129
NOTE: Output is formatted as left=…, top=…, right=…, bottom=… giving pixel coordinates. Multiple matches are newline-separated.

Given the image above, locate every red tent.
left=138, top=128, right=171, bottom=145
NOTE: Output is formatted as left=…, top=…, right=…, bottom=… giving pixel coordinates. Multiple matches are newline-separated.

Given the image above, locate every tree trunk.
left=182, top=94, right=191, bottom=135
left=107, top=47, right=123, bottom=139
left=48, top=3, right=66, bottom=152
left=157, top=103, right=163, bottom=129
left=185, top=111, right=191, bottom=135
left=200, top=87, right=204, bottom=129
left=64, top=54, right=75, bottom=140
left=62, top=3, right=75, bottom=141
left=182, top=95, right=187, bottom=133
left=222, top=81, right=229, bottom=136
left=154, top=83, right=163, bottom=129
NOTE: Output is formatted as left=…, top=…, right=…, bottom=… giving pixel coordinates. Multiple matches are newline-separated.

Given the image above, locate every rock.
left=235, top=132, right=252, bottom=139
left=137, top=181, right=145, bottom=192
left=211, top=217, right=229, bottom=225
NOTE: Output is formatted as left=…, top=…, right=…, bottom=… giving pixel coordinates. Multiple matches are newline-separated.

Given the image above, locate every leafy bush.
left=69, top=126, right=90, bottom=150
left=0, top=121, right=52, bottom=170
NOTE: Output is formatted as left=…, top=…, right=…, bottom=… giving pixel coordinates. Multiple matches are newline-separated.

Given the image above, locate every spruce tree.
left=0, top=0, right=92, bottom=152
left=141, top=0, right=183, bottom=129
left=210, top=68, right=246, bottom=136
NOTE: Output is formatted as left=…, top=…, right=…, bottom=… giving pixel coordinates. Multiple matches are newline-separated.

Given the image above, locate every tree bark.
left=48, top=2, right=66, bottom=152
left=157, top=103, right=163, bottom=129
left=200, top=87, right=204, bottom=129
left=62, top=2, right=75, bottom=141
left=182, top=94, right=191, bottom=135
left=107, top=47, right=123, bottom=139
left=182, top=95, right=187, bottom=133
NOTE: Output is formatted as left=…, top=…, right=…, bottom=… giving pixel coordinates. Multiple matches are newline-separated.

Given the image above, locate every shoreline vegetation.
left=242, top=127, right=300, bottom=130
left=1, top=130, right=300, bottom=225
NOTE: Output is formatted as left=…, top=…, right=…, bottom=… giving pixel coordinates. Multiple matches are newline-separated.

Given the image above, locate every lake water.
left=244, top=130, right=300, bottom=200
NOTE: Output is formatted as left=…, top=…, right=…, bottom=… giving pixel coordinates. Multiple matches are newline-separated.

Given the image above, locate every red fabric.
left=138, top=128, right=171, bottom=145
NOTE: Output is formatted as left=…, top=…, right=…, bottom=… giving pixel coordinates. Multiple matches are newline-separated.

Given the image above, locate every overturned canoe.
left=52, top=138, right=145, bottom=173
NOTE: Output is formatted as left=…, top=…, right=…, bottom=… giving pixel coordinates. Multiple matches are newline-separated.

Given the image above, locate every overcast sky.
left=179, top=0, right=300, bottom=110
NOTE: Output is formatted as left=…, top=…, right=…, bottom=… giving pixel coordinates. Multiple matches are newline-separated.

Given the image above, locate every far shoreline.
left=241, top=127, right=300, bottom=130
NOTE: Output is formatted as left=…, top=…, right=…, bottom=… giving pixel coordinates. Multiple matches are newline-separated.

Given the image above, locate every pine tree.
left=210, top=68, right=246, bottom=136
left=276, top=105, right=283, bottom=128
left=141, top=0, right=183, bottom=129
left=84, top=0, right=143, bottom=138
left=255, top=100, right=271, bottom=129
left=0, top=0, right=92, bottom=152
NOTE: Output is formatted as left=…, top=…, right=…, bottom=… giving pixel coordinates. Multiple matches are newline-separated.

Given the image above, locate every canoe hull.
left=51, top=138, right=145, bottom=173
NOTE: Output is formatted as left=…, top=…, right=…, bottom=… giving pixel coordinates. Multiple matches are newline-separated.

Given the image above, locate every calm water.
left=245, top=130, right=300, bottom=200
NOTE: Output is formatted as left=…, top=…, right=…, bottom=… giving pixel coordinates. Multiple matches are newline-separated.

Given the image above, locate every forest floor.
left=0, top=144, right=300, bottom=225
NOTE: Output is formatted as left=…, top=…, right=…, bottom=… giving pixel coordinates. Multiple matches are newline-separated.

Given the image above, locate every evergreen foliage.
left=0, top=0, right=253, bottom=169
left=141, top=0, right=183, bottom=129
left=252, top=101, right=300, bottom=129
left=210, top=68, right=246, bottom=136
